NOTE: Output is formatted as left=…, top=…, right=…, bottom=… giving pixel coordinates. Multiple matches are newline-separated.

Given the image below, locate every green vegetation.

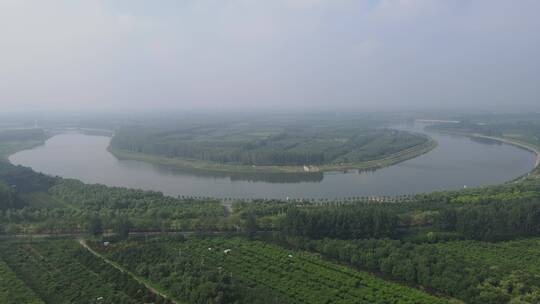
left=1, top=116, right=540, bottom=304
left=0, top=161, right=56, bottom=193
left=110, top=120, right=435, bottom=173
left=428, top=119, right=540, bottom=147
left=0, top=134, right=229, bottom=234
left=282, top=204, right=399, bottom=239
left=1, top=152, right=539, bottom=302
left=427, top=119, right=540, bottom=171
left=0, top=181, right=18, bottom=210
left=0, top=176, right=228, bottom=234
left=0, top=128, right=46, bottom=160
left=89, top=236, right=450, bottom=304
left=0, top=239, right=172, bottom=304
left=0, top=259, right=44, bottom=304
left=434, top=238, right=540, bottom=276
left=49, top=180, right=227, bottom=231
left=289, top=237, right=540, bottom=304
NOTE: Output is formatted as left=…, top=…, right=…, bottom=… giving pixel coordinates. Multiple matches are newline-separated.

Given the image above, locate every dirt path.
left=78, top=239, right=181, bottom=304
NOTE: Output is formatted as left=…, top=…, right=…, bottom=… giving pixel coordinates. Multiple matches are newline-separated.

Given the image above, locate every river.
left=9, top=126, right=537, bottom=199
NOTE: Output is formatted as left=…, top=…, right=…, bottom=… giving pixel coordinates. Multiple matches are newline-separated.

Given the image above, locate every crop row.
left=0, top=239, right=170, bottom=304
left=176, top=238, right=449, bottom=304
left=95, top=237, right=450, bottom=304
left=0, top=258, right=44, bottom=304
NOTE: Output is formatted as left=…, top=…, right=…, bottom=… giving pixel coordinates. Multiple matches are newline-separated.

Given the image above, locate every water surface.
left=9, top=128, right=537, bottom=199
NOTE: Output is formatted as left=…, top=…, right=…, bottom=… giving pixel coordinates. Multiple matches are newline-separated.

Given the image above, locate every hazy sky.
left=1, top=0, right=539, bottom=112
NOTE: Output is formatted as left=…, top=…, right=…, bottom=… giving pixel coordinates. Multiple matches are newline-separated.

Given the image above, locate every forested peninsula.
left=109, top=121, right=436, bottom=173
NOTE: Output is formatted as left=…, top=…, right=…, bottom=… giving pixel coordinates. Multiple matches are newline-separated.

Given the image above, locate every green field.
left=0, top=239, right=171, bottom=304
left=0, top=259, right=44, bottom=304
left=90, top=236, right=451, bottom=304
left=435, top=238, right=540, bottom=275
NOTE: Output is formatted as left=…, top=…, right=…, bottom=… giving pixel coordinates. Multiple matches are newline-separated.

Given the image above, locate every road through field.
left=78, top=239, right=182, bottom=304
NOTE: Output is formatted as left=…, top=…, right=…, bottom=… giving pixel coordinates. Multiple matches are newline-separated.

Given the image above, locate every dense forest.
left=0, top=172, right=228, bottom=234
left=110, top=121, right=429, bottom=167
left=0, top=128, right=46, bottom=160
left=281, top=205, right=399, bottom=239
left=0, top=181, right=18, bottom=210
left=0, top=129, right=45, bottom=142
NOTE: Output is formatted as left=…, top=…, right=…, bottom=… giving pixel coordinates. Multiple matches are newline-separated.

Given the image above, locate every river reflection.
left=147, top=162, right=324, bottom=183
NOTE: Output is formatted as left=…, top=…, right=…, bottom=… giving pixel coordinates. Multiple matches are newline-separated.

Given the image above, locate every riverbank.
left=446, top=132, right=540, bottom=172
left=0, top=139, right=46, bottom=161
left=108, top=137, right=438, bottom=175
left=476, top=135, right=539, bottom=168
left=10, top=131, right=534, bottom=199
left=427, top=129, right=540, bottom=183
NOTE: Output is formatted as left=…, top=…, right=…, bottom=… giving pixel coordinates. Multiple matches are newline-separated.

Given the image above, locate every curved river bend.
left=9, top=128, right=537, bottom=199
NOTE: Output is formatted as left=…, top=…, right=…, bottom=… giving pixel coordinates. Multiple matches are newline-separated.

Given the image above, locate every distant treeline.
left=428, top=120, right=540, bottom=146
left=0, top=162, right=56, bottom=194
left=282, top=205, right=398, bottom=239
left=0, top=129, right=45, bottom=142
left=278, top=198, right=540, bottom=242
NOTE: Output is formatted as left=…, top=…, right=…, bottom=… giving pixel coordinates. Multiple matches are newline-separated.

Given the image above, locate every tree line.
left=111, top=125, right=428, bottom=166
left=281, top=205, right=399, bottom=239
